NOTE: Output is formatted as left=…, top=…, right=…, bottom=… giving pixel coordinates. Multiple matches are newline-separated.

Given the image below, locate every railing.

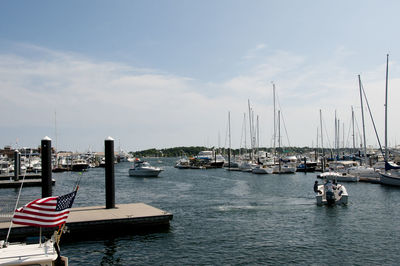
left=0, top=196, right=37, bottom=223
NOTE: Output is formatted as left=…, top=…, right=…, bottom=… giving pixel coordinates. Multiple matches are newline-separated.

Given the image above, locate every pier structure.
left=0, top=136, right=173, bottom=242
left=0, top=137, right=55, bottom=189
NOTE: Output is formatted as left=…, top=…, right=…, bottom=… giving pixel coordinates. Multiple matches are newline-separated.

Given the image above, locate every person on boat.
left=314, top=180, right=322, bottom=194
left=324, top=180, right=333, bottom=191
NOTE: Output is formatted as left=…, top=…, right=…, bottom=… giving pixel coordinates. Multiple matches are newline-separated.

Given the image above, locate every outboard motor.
left=326, top=188, right=335, bottom=205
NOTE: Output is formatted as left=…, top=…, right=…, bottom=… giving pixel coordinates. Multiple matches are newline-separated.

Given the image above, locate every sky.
left=1, top=0, right=400, bottom=152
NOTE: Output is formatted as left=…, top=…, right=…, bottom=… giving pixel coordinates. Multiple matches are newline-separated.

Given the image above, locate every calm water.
left=4, top=158, right=400, bottom=265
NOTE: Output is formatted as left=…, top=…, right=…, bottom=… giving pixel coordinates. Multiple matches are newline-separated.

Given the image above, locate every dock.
left=0, top=173, right=42, bottom=181
left=0, top=179, right=55, bottom=189
left=0, top=203, right=173, bottom=242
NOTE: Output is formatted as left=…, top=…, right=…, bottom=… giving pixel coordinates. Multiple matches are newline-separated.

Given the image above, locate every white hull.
left=271, top=165, right=296, bottom=174
left=129, top=168, right=162, bottom=177
left=0, top=239, right=68, bottom=265
left=316, top=184, right=348, bottom=205
left=347, top=166, right=380, bottom=178
left=318, top=171, right=359, bottom=182
left=252, top=166, right=273, bottom=174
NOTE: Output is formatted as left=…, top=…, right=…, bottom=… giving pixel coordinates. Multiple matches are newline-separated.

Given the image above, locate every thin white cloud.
left=0, top=44, right=398, bottom=151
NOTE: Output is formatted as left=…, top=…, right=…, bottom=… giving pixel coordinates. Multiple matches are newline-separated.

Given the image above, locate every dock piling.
left=13, top=150, right=20, bottom=181
left=41, top=136, right=52, bottom=198
left=105, top=137, right=115, bottom=209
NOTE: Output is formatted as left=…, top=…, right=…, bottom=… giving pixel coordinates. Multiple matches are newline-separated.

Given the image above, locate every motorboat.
left=296, top=161, right=317, bottom=172
left=318, top=171, right=359, bottom=182
left=239, top=161, right=258, bottom=172
left=271, top=163, right=296, bottom=174
left=175, top=157, right=191, bottom=169
left=252, top=165, right=273, bottom=174
left=195, top=151, right=225, bottom=168
left=129, top=159, right=163, bottom=177
left=315, top=180, right=348, bottom=206
left=347, top=165, right=380, bottom=183
left=71, top=158, right=89, bottom=172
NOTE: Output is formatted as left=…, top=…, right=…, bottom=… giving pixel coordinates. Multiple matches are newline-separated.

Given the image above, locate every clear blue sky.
left=1, top=1, right=399, bottom=151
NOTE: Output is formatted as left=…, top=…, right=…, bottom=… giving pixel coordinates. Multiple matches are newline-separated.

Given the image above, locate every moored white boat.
left=271, top=163, right=296, bottom=174
left=318, top=171, right=359, bottom=182
left=252, top=165, right=273, bottom=174
left=0, top=236, right=68, bottom=266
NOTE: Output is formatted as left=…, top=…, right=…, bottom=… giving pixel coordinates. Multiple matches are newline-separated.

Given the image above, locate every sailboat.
left=271, top=110, right=296, bottom=174
left=379, top=54, right=400, bottom=186
left=347, top=75, right=380, bottom=182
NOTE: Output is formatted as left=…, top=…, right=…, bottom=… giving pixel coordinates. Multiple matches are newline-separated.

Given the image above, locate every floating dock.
left=0, top=173, right=41, bottom=181
left=0, top=203, right=173, bottom=242
left=0, top=179, right=55, bottom=189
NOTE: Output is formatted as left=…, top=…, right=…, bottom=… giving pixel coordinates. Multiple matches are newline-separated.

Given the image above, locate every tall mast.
left=278, top=110, right=281, bottom=151
left=352, top=106, right=355, bottom=155
left=243, top=113, right=247, bottom=153
left=385, top=54, right=389, bottom=163
left=320, top=110, right=324, bottom=153
left=228, top=111, right=231, bottom=168
left=273, top=83, right=276, bottom=157
left=358, top=75, right=368, bottom=166
left=248, top=99, right=253, bottom=160
left=335, top=111, right=337, bottom=159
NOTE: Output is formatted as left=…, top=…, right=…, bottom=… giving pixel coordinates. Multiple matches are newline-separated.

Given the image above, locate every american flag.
left=12, top=191, right=77, bottom=228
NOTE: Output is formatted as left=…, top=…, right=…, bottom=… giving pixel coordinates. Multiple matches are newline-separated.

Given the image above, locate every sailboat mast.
left=228, top=111, right=231, bottom=168
left=385, top=54, right=389, bottom=163
left=278, top=110, right=281, bottom=171
left=248, top=99, right=253, bottom=153
left=273, top=83, right=276, bottom=158
left=352, top=106, right=355, bottom=155
left=358, top=75, right=368, bottom=166
left=320, top=109, right=325, bottom=171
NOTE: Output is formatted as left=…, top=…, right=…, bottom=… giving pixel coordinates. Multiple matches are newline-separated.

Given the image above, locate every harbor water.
left=3, top=157, right=400, bottom=265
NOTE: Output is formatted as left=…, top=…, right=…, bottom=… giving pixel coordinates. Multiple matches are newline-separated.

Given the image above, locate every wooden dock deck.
left=0, top=203, right=173, bottom=242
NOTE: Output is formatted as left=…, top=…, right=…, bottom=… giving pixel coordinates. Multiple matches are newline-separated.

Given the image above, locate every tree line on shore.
left=129, top=146, right=330, bottom=158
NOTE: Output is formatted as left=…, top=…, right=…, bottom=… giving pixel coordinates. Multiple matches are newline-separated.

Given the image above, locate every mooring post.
left=41, top=136, right=52, bottom=198
left=105, top=136, right=115, bottom=209
left=13, top=150, right=20, bottom=181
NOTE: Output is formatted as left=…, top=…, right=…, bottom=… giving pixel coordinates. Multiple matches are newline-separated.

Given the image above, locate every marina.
left=3, top=2, right=400, bottom=264
left=1, top=157, right=400, bottom=264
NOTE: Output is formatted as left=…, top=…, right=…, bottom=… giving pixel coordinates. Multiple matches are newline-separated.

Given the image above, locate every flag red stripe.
left=12, top=192, right=76, bottom=228
left=13, top=214, right=69, bottom=223
left=28, top=205, right=56, bottom=211
left=15, top=209, right=69, bottom=217
left=11, top=220, right=67, bottom=227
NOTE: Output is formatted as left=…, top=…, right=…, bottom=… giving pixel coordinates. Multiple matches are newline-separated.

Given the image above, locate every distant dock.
left=0, top=178, right=55, bottom=189
left=0, top=203, right=173, bottom=242
left=0, top=173, right=41, bottom=181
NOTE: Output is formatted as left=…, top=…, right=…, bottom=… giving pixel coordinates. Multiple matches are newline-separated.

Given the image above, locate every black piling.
left=41, top=136, right=52, bottom=198
left=13, top=150, right=20, bottom=181
left=105, top=137, right=115, bottom=209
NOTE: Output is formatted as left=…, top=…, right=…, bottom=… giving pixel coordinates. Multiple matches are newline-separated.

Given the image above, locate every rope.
left=361, top=80, right=384, bottom=157
left=3, top=149, right=30, bottom=246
